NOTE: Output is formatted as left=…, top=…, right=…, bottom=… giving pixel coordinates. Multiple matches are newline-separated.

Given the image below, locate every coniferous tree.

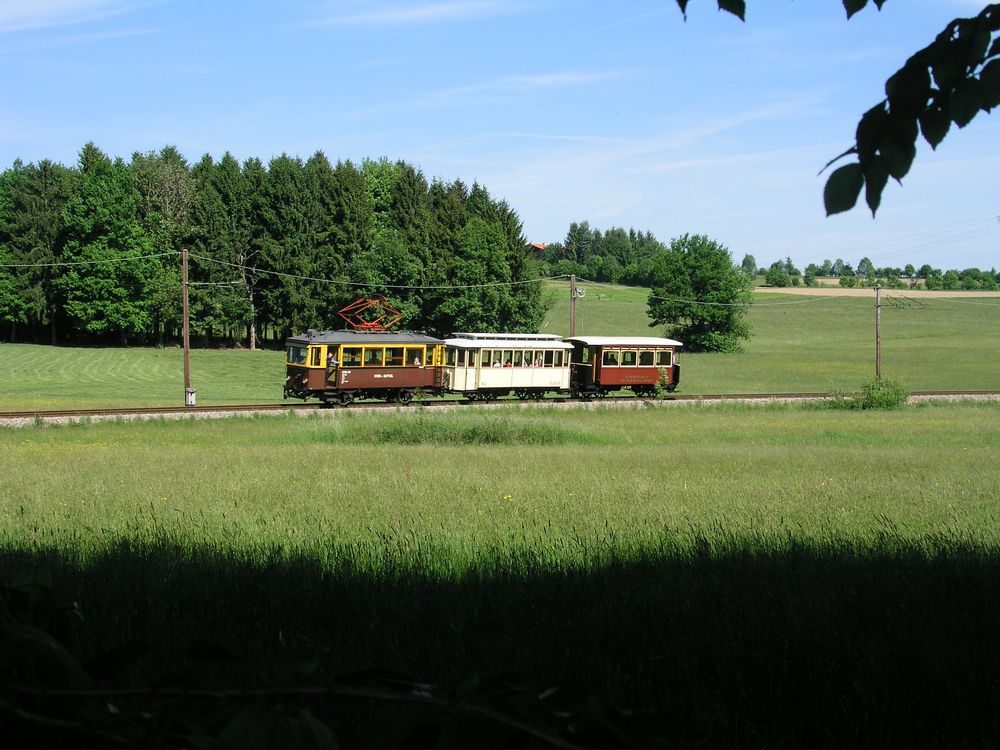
left=57, top=143, right=158, bottom=343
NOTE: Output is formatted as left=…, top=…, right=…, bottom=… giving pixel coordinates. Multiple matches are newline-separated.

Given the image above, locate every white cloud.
left=0, top=0, right=136, bottom=33
left=305, top=1, right=529, bottom=27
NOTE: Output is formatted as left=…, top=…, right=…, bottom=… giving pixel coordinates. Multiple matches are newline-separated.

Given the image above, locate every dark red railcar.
left=283, top=329, right=445, bottom=405
left=565, top=336, right=682, bottom=397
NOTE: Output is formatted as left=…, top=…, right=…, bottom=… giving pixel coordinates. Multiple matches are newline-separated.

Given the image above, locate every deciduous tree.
left=647, top=233, right=753, bottom=351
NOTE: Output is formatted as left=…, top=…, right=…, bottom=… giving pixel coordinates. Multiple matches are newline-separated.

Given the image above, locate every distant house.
left=527, top=243, right=548, bottom=257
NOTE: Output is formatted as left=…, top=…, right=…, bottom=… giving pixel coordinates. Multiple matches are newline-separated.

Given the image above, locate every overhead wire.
left=2, top=249, right=997, bottom=310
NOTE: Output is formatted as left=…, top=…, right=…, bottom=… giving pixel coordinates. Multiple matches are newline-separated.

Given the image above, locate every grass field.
left=542, top=280, right=1000, bottom=392
left=0, top=282, right=996, bottom=410
left=4, top=403, right=1000, bottom=745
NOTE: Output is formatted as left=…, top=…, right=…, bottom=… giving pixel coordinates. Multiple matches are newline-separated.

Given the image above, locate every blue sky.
left=1, top=0, right=997, bottom=271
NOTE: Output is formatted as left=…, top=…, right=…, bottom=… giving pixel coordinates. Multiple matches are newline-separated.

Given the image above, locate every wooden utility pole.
left=182, top=248, right=196, bottom=406
left=874, top=284, right=882, bottom=380
left=569, top=275, right=577, bottom=337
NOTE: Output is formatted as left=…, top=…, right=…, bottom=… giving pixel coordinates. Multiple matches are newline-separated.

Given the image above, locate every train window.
left=639, top=350, right=654, bottom=366
left=386, top=347, right=404, bottom=366
left=287, top=346, right=307, bottom=365
left=342, top=347, right=362, bottom=367
left=446, top=348, right=456, bottom=366
left=364, top=348, right=384, bottom=367
left=502, top=350, right=513, bottom=367
left=530, top=350, right=543, bottom=367
left=405, top=347, right=424, bottom=366
left=481, top=350, right=490, bottom=367
left=543, top=350, right=553, bottom=367
left=457, top=349, right=466, bottom=366
left=621, top=350, right=637, bottom=366
left=556, top=351, right=565, bottom=367
left=310, top=348, right=322, bottom=367
left=580, top=348, right=591, bottom=364
left=656, top=350, right=671, bottom=366
left=513, top=351, right=524, bottom=367
left=603, top=349, right=620, bottom=367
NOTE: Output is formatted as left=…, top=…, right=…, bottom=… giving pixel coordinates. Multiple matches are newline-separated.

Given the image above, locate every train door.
left=572, top=344, right=595, bottom=390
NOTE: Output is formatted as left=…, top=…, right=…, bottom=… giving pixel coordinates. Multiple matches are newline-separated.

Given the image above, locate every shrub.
left=817, top=377, right=909, bottom=410
left=859, top=377, right=909, bottom=410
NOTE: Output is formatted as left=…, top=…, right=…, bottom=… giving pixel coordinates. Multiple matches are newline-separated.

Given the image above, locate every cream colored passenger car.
left=443, top=332, right=573, bottom=400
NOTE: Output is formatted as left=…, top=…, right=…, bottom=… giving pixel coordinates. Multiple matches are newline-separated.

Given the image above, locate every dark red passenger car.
left=565, top=336, right=682, bottom=397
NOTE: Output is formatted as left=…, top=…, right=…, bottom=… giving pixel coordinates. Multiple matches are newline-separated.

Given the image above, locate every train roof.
left=564, top=336, right=684, bottom=348
left=287, top=329, right=444, bottom=346
left=449, top=332, right=564, bottom=341
left=444, top=335, right=572, bottom=350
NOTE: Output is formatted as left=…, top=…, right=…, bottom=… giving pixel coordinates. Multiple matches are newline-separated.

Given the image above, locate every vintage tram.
left=283, top=329, right=445, bottom=405
left=283, top=331, right=682, bottom=404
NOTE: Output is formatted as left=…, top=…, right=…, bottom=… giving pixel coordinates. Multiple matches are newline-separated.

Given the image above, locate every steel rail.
left=1, top=390, right=998, bottom=424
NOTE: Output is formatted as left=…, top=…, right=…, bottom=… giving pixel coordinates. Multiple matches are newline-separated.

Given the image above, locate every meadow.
left=4, top=402, right=1000, bottom=746
left=1, top=283, right=997, bottom=411
left=541, top=280, right=1000, bottom=393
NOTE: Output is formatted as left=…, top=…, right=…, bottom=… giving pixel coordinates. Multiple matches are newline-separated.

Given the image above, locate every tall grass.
left=5, top=403, right=1000, bottom=745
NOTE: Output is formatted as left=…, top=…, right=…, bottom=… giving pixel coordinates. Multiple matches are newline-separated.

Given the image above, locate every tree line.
left=535, top=221, right=669, bottom=287
left=740, top=253, right=999, bottom=290
left=0, top=144, right=544, bottom=347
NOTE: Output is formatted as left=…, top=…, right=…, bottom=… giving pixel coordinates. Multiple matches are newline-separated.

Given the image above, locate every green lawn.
left=543, top=280, right=1000, bottom=392
left=1, top=284, right=997, bottom=410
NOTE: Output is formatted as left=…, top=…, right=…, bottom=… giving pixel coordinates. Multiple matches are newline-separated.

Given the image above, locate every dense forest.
left=0, top=144, right=544, bottom=347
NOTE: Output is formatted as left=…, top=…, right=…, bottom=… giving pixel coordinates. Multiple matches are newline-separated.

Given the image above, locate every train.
left=283, top=329, right=682, bottom=405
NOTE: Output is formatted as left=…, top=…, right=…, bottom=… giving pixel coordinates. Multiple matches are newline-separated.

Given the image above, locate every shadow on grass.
left=3, top=536, right=1000, bottom=748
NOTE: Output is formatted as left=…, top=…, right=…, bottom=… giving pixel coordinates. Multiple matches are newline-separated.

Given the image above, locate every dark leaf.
left=950, top=77, right=983, bottom=126
left=824, top=163, right=865, bottom=216
left=886, top=110, right=920, bottom=146
left=843, top=0, right=868, bottom=20
left=863, top=157, right=890, bottom=216
left=918, top=102, right=951, bottom=148
left=878, top=136, right=916, bottom=181
left=717, top=0, right=745, bottom=21
left=932, top=46, right=968, bottom=90
left=856, top=104, right=889, bottom=161
left=980, top=59, right=1000, bottom=109
left=885, top=64, right=931, bottom=113
left=967, top=29, right=992, bottom=66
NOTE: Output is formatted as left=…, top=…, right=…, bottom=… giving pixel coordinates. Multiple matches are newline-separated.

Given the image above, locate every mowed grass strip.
left=2, top=285, right=998, bottom=409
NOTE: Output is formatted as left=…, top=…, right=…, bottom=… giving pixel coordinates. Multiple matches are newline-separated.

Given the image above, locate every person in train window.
left=327, top=352, right=339, bottom=368
left=412, top=355, right=421, bottom=366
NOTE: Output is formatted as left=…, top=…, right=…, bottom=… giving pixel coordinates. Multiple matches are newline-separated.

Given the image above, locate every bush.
left=819, top=377, right=909, bottom=410
left=859, top=377, right=909, bottom=409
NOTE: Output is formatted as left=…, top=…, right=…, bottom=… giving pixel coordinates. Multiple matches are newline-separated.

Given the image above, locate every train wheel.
left=338, top=391, right=354, bottom=406
left=397, top=390, right=413, bottom=405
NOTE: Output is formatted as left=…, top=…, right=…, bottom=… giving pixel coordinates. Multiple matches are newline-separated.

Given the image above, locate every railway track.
left=1, top=390, right=998, bottom=426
